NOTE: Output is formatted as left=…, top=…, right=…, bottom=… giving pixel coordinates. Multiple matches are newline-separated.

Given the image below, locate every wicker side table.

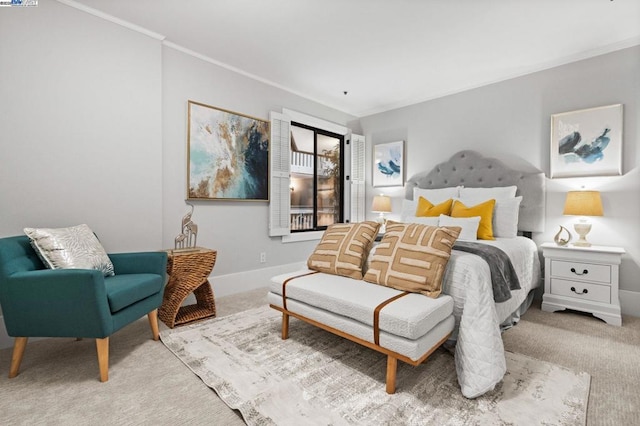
left=158, top=247, right=217, bottom=328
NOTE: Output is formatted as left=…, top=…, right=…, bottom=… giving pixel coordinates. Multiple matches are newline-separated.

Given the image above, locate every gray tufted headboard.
left=404, top=150, right=545, bottom=233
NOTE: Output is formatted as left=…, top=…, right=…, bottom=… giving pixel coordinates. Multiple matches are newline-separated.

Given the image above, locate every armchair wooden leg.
left=9, top=337, right=28, bottom=379
left=95, top=337, right=109, bottom=382
left=148, top=309, right=159, bottom=341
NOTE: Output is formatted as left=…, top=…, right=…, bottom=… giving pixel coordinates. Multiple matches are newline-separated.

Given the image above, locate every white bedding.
left=272, top=236, right=540, bottom=399
left=443, top=236, right=541, bottom=398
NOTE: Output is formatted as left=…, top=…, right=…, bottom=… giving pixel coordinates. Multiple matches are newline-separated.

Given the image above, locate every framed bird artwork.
left=550, top=104, right=622, bottom=178
left=373, top=140, right=404, bottom=187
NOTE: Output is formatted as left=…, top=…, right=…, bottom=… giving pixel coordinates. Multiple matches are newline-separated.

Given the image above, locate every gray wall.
left=0, top=0, right=355, bottom=345
left=0, top=0, right=638, bottom=334
left=161, top=47, right=357, bottom=277
left=360, top=46, right=640, bottom=302
left=0, top=2, right=356, bottom=271
left=0, top=0, right=163, bottom=251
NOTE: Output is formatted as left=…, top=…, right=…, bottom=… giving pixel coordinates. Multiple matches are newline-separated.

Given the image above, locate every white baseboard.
left=0, top=263, right=306, bottom=350
left=620, top=289, right=640, bottom=318
left=179, top=261, right=306, bottom=305
left=2, top=270, right=636, bottom=350
left=209, top=262, right=306, bottom=298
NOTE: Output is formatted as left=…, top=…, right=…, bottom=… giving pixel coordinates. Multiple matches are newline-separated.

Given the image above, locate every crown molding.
left=55, top=0, right=165, bottom=41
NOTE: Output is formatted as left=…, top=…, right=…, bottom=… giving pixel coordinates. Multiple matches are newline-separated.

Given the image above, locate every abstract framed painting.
left=550, top=104, right=623, bottom=178
left=373, top=140, right=404, bottom=187
left=187, top=100, right=269, bottom=201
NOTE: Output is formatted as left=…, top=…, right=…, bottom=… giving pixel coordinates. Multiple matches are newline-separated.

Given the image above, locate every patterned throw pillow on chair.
left=364, top=221, right=460, bottom=298
left=24, top=224, right=115, bottom=276
left=307, top=221, right=380, bottom=280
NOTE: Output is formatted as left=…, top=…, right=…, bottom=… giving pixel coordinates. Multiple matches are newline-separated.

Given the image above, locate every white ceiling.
left=68, top=0, right=640, bottom=117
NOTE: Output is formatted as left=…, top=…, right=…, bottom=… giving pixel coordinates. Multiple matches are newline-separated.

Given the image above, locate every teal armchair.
left=0, top=235, right=167, bottom=382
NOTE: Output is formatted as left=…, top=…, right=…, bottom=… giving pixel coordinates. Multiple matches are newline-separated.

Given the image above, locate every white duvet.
left=443, top=237, right=541, bottom=398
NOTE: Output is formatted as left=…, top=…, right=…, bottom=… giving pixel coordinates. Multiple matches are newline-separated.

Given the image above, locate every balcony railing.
left=291, top=151, right=333, bottom=176
left=290, top=208, right=336, bottom=231
left=290, top=151, right=337, bottom=231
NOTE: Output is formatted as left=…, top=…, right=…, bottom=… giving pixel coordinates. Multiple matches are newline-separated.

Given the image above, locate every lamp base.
left=376, top=213, right=387, bottom=233
left=572, top=240, right=592, bottom=247
left=573, top=222, right=592, bottom=247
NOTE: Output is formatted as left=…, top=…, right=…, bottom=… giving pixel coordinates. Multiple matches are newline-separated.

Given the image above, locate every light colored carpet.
left=0, top=288, right=269, bottom=426
left=161, top=306, right=590, bottom=426
left=0, top=288, right=638, bottom=425
left=161, top=305, right=590, bottom=425
left=502, top=302, right=640, bottom=426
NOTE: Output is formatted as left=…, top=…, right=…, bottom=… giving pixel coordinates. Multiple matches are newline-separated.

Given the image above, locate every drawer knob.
left=570, top=267, right=588, bottom=276
left=570, top=286, right=588, bottom=295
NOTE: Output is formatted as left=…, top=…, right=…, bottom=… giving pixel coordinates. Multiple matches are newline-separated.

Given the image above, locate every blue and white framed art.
left=550, top=104, right=623, bottom=178
left=373, top=140, right=404, bottom=187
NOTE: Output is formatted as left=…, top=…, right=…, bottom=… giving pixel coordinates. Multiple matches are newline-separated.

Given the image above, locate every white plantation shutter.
left=350, top=134, right=366, bottom=223
left=269, top=111, right=291, bottom=236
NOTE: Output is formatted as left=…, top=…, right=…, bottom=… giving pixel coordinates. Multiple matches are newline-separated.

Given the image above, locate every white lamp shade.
left=371, top=195, right=392, bottom=213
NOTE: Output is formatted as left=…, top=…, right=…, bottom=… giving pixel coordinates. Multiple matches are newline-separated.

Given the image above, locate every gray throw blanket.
left=453, top=241, right=521, bottom=303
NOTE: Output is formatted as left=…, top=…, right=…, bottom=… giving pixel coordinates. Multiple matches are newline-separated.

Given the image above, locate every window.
left=290, top=123, right=344, bottom=232
left=269, top=109, right=365, bottom=240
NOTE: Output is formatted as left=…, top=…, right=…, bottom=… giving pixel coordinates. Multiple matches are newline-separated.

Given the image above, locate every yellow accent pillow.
left=415, top=197, right=453, bottom=217
left=451, top=199, right=496, bottom=240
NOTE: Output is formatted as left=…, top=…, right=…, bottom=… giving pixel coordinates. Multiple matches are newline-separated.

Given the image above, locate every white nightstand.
left=541, top=242, right=625, bottom=326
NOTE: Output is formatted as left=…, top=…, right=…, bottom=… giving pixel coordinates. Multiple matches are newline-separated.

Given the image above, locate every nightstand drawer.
left=550, top=260, right=611, bottom=284
left=550, top=278, right=610, bottom=304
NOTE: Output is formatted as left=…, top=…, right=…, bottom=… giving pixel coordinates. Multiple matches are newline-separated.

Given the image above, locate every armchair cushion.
left=23, top=224, right=114, bottom=277
left=105, top=274, right=164, bottom=313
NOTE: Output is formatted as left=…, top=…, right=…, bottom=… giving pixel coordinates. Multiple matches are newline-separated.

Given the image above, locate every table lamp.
left=562, top=190, right=603, bottom=247
left=371, top=194, right=392, bottom=231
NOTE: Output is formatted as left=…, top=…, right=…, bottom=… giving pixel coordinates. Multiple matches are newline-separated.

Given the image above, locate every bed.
left=270, top=150, right=545, bottom=398
left=401, top=150, right=545, bottom=397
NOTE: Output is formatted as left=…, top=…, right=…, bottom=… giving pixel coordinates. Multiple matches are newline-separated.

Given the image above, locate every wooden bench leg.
left=9, top=337, right=28, bottom=379
left=386, top=355, right=397, bottom=394
left=96, top=337, right=109, bottom=382
left=282, top=312, right=289, bottom=340
left=148, top=309, right=160, bottom=341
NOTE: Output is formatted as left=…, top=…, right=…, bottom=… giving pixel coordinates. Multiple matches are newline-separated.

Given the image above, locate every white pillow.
left=400, top=198, right=419, bottom=222
left=401, top=216, right=440, bottom=226
left=438, top=215, right=480, bottom=241
left=459, top=186, right=517, bottom=203
left=413, top=186, right=461, bottom=204
left=24, top=224, right=115, bottom=276
left=492, top=196, right=522, bottom=238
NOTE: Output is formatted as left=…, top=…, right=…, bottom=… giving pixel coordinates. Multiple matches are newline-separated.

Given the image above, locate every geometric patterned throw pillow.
left=363, top=221, right=460, bottom=298
left=307, top=221, right=380, bottom=280
left=24, top=224, right=115, bottom=277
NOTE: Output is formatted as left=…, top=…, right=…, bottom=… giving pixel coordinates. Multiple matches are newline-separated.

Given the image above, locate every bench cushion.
left=270, top=270, right=453, bottom=341
left=269, top=293, right=455, bottom=362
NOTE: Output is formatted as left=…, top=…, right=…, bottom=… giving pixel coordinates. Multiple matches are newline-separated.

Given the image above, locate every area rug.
left=161, top=306, right=590, bottom=426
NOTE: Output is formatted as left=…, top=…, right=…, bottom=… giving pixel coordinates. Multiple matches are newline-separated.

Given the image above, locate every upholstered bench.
left=268, top=269, right=455, bottom=394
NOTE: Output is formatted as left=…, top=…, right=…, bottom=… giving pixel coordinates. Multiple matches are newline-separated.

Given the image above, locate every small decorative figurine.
left=553, top=225, right=572, bottom=247
left=175, top=203, right=198, bottom=249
